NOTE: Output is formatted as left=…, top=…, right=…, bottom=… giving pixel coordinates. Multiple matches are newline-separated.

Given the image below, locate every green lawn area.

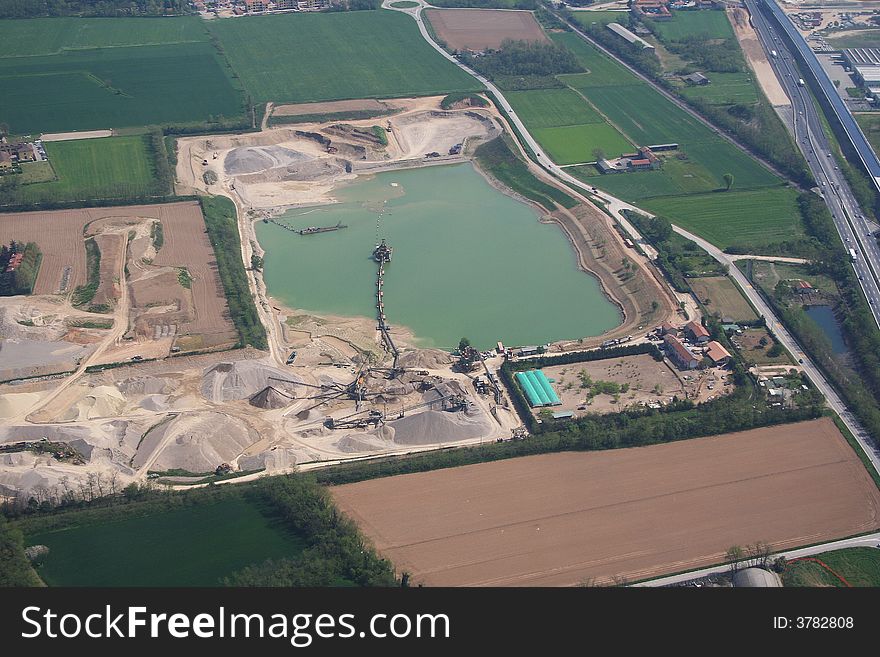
left=827, top=29, right=880, bottom=49
left=0, top=16, right=210, bottom=57
left=0, top=42, right=244, bottom=134
left=208, top=10, right=480, bottom=104
left=679, top=72, right=759, bottom=105
left=533, top=123, right=633, bottom=164
left=506, top=88, right=604, bottom=128
left=570, top=154, right=721, bottom=199
left=651, top=9, right=735, bottom=41
left=553, top=32, right=639, bottom=88
left=570, top=11, right=630, bottom=28
left=4, top=136, right=158, bottom=205
left=856, top=113, right=880, bottom=157
left=782, top=547, right=880, bottom=587
left=26, top=494, right=305, bottom=586
left=642, top=186, right=804, bottom=250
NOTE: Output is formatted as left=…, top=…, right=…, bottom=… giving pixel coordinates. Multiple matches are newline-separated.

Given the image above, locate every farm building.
left=607, top=23, right=655, bottom=51
left=685, top=320, right=710, bottom=344
left=664, top=334, right=698, bottom=370
left=0, top=152, right=12, bottom=171
left=633, top=0, right=672, bottom=20
left=792, top=279, right=814, bottom=294
left=704, top=340, right=731, bottom=366
left=732, top=568, right=782, bottom=588
left=597, top=146, right=661, bottom=174
left=515, top=369, right=562, bottom=407
left=683, top=72, right=710, bottom=86
left=659, top=321, right=678, bottom=335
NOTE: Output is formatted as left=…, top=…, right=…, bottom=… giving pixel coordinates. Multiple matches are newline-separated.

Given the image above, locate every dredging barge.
left=373, top=239, right=393, bottom=263
left=298, top=221, right=347, bottom=236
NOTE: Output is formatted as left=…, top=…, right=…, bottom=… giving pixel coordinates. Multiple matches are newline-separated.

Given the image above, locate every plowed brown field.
left=425, top=9, right=549, bottom=51
left=332, top=418, right=880, bottom=586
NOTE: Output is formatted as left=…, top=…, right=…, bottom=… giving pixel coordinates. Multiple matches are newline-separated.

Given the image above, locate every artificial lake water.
left=256, top=163, right=620, bottom=349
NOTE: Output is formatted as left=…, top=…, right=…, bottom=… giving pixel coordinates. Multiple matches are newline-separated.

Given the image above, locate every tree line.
left=0, top=242, right=40, bottom=296
left=0, top=0, right=191, bottom=18
left=460, top=39, right=584, bottom=78
left=200, top=195, right=269, bottom=350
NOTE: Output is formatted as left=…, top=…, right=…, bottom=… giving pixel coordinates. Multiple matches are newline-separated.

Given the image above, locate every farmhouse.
left=632, top=0, right=672, bottom=21
left=685, top=320, right=710, bottom=344
left=0, top=140, right=39, bottom=163
left=597, top=146, right=661, bottom=174
left=0, top=152, right=12, bottom=171
left=664, top=334, right=698, bottom=370
left=792, top=279, right=814, bottom=294
left=659, top=321, right=678, bottom=335
left=704, top=340, right=731, bottom=366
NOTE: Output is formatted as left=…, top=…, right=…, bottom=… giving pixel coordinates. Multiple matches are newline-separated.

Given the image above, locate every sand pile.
left=396, top=349, right=454, bottom=370
left=147, top=412, right=259, bottom=473
left=201, top=360, right=301, bottom=402
left=0, top=391, right=44, bottom=419
left=118, top=375, right=178, bottom=396
left=225, top=145, right=310, bottom=176
left=56, top=385, right=127, bottom=421
left=388, top=409, right=489, bottom=446
left=139, top=394, right=170, bottom=412
left=335, top=433, right=391, bottom=453
left=239, top=447, right=297, bottom=472
left=249, top=386, right=294, bottom=410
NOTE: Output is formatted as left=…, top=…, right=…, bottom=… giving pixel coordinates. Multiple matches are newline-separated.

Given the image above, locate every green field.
left=26, top=495, right=305, bottom=586
left=533, top=124, right=633, bottom=164
left=571, top=155, right=721, bottom=199
left=651, top=9, right=734, bottom=41
left=3, top=136, right=158, bottom=205
left=679, top=72, right=759, bottom=105
left=827, top=29, right=880, bottom=49
left=782, top=548, right=880, bottom=587
left=506, top=88, right=604, bottom=128
left=856, top=113, right=880, bottom=157
left=642, top=186, right=804, bottom=249
left=0, top=19, right=244, bottom=134
left=207, top=10, right=480, bottom=104
left=0, top=16, right=210, bottom=57
left=554, top=33, right=640, bottom=88
left=571, top=11, right=629, bottom=28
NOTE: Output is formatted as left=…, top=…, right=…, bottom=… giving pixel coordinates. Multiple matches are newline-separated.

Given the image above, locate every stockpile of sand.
left=225, top=146, right=310, bottom=176
left=200, top=360, right=301, bottom=402
left=388, top=409, right=490, bottom=446
left=249, top=386, right=294, bottom=410
left=396, top=349, right=454, bottom=370
left=55, top=385, right=127, bottom=422
left=118, top=375, right=179, bottom=396
left=239, top=447, right=298, bottom=472
left=0, top=392, right=44, bottom=419
left=148, top=411, right=259, bottom=473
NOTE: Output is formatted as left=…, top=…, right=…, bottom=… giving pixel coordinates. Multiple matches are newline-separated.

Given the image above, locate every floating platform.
left=299, top=221, right=347, bottom=236
left=373, top=239, right=393, bottom=263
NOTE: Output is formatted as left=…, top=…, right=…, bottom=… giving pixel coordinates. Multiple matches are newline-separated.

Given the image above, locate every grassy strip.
left=474, top=134, right=577, bottom=211
left=199, top=196, right=268, bottom=350
left=371, top=125, right=388, bottom=147
left=71, top=238, right=100, bottom=307
left=268, top=108, right=394, bottom=126
left=832, top=415, right=880, bottom=490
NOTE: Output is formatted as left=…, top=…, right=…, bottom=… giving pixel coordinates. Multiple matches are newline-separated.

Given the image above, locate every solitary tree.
left=591, top=147, right=606, bottom=162
left=723, top=173, right=735, bottom=191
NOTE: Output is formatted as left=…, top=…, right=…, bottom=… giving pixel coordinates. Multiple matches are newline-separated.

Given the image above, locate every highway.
left=748, top=0, right=880, bottom=324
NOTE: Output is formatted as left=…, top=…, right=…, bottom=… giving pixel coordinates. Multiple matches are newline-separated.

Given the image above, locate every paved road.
left=635, top=531, right=880, bottom=587
left=748, top=0, right=880, bottom=324
left=674, top=223, right=880, bottom=477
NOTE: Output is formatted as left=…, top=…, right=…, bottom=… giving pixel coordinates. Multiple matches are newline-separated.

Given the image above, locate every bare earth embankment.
left=332, top=417, right=880, bottom=586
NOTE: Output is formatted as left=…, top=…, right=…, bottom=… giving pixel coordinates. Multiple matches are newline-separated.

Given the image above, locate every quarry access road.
left=636, top=531, right=880, bottom=587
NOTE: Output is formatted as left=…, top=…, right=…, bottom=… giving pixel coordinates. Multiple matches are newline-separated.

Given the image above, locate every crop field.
left=782, top=547, right=880, bottom=587
left=0, top=42, right=244, bottom=134
left=533, top=123, right=633, bottom=164
left=425, top=8, right=548, bottom=51
left=553, top=33, right=639, bottom=88
left=643, top=187, right=804, bottom=249
left=3, top=136, right=157, bottom=206
left=652, top=9, right=735, bottom=41
left=688, top=276, right=758, bottom=322
left=0, top=17, right=210, bottom=57
left=679, top=72, right=759, bottom=105
left=571, top=11, right=628, bottom=29
left=506, top=88, right=604, bottom=128
left=26, top=495, right=305, bottom=586
left=332, top=418, right=880, bottom=586
left=207, top=11, right=480, bottom=104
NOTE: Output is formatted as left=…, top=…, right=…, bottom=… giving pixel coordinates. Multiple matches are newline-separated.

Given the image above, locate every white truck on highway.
left=849, top=248, right=858, bottom=262
left=798, top=78, right=805, bottom=86
left=771, top=49, right=778, bottom=58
